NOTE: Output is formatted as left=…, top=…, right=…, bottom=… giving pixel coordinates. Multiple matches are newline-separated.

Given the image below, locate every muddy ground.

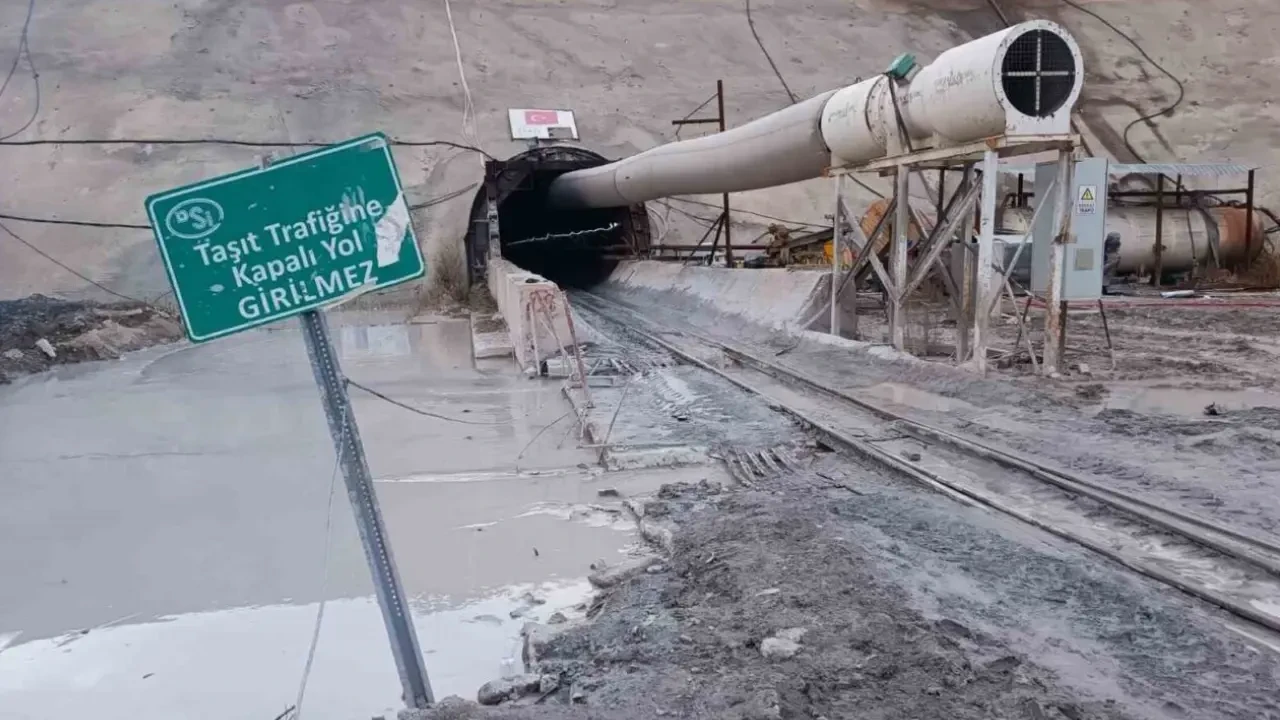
left=395, top=287, right=1280, bottom=720
left=407, top=462, right=1280, bottom=720
left=601, top=282, right=1280, bottom=542
left=0, top=294, right=182, bottom=382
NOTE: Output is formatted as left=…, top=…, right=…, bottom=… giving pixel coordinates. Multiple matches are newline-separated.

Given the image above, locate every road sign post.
left=146, top=133, right=424, bottom=343
left=146, top=135, right=434, bottom=709
left=298, top=306, right=434, bottom=709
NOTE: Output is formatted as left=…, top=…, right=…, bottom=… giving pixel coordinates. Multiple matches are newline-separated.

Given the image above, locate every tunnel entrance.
left=467, top=146, right=650, bottom=289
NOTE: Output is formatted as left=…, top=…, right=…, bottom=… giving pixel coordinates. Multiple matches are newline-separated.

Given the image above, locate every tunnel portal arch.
left=466, top=146, right=651, bottom=288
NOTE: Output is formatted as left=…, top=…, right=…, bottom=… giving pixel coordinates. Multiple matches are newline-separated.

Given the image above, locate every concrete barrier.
left=487, top=257, right=574, bottom=373
left=603, top=261, right=850, bottom=332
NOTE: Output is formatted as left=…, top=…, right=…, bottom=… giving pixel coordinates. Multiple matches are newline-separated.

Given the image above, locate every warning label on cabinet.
left=1076, top=185, right=1098, bottom=215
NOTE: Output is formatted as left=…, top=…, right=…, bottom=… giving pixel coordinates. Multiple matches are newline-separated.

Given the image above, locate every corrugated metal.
left=1108, top=163, right=1257, bottom=177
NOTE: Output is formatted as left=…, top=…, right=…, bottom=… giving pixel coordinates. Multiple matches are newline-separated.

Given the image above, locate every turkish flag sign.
left=524, top=110, right=560, bottom=125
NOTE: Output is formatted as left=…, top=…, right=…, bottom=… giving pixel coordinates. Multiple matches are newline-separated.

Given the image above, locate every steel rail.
left=572, top=290, right=1280, bottom=637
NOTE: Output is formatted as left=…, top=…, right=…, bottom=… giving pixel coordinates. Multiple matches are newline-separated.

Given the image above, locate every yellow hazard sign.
left=1076, top=184, right=1098, bottom=215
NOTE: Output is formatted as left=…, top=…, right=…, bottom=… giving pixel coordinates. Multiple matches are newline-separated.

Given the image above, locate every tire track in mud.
left=572, top=289, right=1280, bottom=648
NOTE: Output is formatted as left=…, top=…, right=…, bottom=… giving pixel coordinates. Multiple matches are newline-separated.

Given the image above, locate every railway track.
left=571, top=290, right=1280, bottom=640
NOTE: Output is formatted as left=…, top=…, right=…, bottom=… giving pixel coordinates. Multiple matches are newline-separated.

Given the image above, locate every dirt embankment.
left=0, top=294, right=182, bottom=382
left=406, top=470, right=1280, bottom=720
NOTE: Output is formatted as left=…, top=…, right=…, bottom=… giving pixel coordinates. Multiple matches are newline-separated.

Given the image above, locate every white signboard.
left=1076, top=184, right=1098, bottom=215
left=508, top=109, right=579, bottom=140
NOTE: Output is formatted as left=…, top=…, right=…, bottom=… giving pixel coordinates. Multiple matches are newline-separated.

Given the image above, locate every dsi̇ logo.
left=164, top=198, right=224, bottom=240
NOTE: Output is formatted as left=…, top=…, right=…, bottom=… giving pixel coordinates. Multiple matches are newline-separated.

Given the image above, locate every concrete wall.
left=487, top=257, right=573, bottom=373
left=604, top=260, right=841, bottom=332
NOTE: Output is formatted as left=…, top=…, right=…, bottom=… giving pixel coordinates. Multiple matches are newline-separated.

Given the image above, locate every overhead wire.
left=0, top=136, right=494, bottom=157
left=0, top=0, right=39, bottom=141
left=0, top=0, right=35, bottom=101
left=0, top=217, right=149, bottom=305
left=1057, top=0, right=1184, bottom=165
left=441, top=0, right=485, bottom=164
left=744, top=0, right=797, bottom=104
left=665, top=197, right=827, bottom=229
left=0, top=183, right=478, bottom=231
left=739, top=1, right=887, bottom=200
left=0, top=212, right=149, bottom=230
left=655, top=92, right=721, bottom=245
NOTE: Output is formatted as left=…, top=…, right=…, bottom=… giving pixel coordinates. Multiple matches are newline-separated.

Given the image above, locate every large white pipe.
left=550, top=20, right=1082, bottom=209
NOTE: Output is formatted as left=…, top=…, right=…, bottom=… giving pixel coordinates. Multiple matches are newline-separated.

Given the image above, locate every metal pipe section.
left=548, top=90, right=836, bottom=208
left=550, top=20, right=1082, bottom=210
left=1002, top=205, right=1267, bottom=274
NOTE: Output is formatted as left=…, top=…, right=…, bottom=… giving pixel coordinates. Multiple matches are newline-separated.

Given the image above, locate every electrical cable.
left=677, top=93, right=718, bottom=125
left=441, top=0, right=485, bottom=163
left=0, top=136, right=494, bottom=158
left=346, top=378, right=509, bottom=426
left=291, top=427, right=344, bottom=720
left=1058, top=0, right=1184, bottom=165
left=743, top=1, right=887, bottom=200
left=0, top=212, right=149, bottom=230
left=0, top=218, right=149, bottom=304
left=0, top=0, right=40, bottom=142
left=744, top=0, right=798, bottom=104
left=655, top=92, right=722, bottom=246
left=665, top=197, right=827, bottom=229
left=408, top=182, right=479, bottom=211
left=0, top=183, right=477, bottom=232
left=0, top=0, right=35, bottom=101
left=514, top=409, right=576, bottom=473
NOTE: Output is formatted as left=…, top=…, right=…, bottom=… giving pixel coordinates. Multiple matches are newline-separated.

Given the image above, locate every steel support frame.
left=829, top=135, right=1076, bottom=374
left=1040, top=149, right=1075, bottom=375
left=671, top=79, right=732, bottom=267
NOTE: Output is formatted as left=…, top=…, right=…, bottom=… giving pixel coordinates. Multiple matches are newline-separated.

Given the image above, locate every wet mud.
left=0, top=294, right=181, bottom=382
left=409, top=471, right=1280, bottom=720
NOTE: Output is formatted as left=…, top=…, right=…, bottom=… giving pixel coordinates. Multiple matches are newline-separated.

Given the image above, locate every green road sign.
left=146, top=133, right=425, bottom=342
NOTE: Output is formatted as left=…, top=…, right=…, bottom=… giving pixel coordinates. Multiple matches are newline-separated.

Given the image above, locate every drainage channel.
left=570, top=290, right=1280, bottom=645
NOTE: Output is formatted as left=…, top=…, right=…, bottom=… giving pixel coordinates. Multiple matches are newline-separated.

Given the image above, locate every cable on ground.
left=290, top=422, right=345, bottom=720
left=514, top=409, right=576, bottom=473
left=744, top=0, right=798, bottom=104
left=346, top=378, right=509, bottom=426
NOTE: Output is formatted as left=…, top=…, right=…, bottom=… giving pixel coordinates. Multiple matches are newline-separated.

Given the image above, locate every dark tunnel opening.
left=468, top=147, right=650, bottom=289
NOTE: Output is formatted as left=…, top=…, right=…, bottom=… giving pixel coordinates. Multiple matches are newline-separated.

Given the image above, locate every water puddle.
left=0, top=580, right=593, bottom=720
left=1103, top=385, right=1280, bottom=418
left=863, top=382, right=975, bottom=414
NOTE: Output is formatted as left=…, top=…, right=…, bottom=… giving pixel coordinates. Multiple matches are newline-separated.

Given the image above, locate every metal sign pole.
left=147, top=142, right=433, bottom=708
left=300, top=308, right=434, bottom=709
